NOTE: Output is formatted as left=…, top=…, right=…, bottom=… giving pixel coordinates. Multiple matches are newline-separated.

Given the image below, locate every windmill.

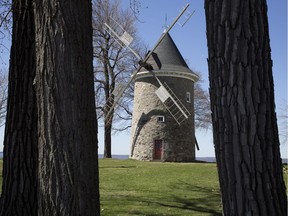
left=103, top=3, right=195, bottom=125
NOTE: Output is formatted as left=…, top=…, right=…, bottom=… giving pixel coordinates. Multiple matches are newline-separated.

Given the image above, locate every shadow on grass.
left=169, top=180, right=222, bottom=215
left=157, top=191, right=221, bottom=216
left=102, top=180, right=222, bottom=216
left=139, top=184, right=222, bottom=216
left=100, top=165, right=137, bottom=169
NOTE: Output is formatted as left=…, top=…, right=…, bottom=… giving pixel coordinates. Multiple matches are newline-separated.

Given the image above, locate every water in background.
left=98, top=154, right=130, bottom=160
left=99, top=155, right=288, bottom=163
left=98, top=155, right=215, bottom=163
left=0, top=153, right=215, bottom=162
left=0, top=153, right=286, bottom=163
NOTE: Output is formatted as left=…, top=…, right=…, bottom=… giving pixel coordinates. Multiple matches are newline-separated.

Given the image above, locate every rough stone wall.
left=130, top=75, right=196, bottom=162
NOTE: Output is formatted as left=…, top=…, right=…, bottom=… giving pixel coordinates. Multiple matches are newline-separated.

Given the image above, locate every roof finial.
left=162, top=14, right=169, bottom=33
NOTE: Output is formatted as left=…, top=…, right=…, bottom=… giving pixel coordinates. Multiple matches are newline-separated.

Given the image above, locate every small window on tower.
left=186, top=92, right=191, bottom=103
left=157, top=115, right=165, bottom=123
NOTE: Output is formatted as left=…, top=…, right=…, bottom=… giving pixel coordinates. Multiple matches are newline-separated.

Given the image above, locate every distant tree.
left=0, top=71, right=8, bottom=125
left=0, top=0, right=11, bottom=26
left=0, top=1, right=12, bottom=65
left=127, top=0, right=147, bottom=22
left=0, top=0, right=38, bottom=215
left=205, top=0, right=287, bottom=215
left=0, top=0, right=12, bottom=36
left=0, top=0, right=11, bottom=127
left=278, top=104, right=288, bottom=144
left=92, top=0, right=144, bottom=158
left=34, top=0, right=100, bottom=215
left=194, top=72, right=211, bottom=129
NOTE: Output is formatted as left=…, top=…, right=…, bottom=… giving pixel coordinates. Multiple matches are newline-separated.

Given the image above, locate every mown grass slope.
left=0, top=159, right=287, bottom=215
left=99, top=159, right=222, bottom=216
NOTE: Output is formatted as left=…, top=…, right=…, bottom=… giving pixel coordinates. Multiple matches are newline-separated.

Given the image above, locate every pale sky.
left=98, top=0, right=287, bottom=158
left=0, top=0, right=287, bottom=158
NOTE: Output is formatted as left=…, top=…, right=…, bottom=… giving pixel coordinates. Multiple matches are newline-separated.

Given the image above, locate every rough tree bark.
left=205, top=0, right=287, bottom=215
left=34, top=0, right=100, bottom=215
left=0, top=0, right=38, bottom=215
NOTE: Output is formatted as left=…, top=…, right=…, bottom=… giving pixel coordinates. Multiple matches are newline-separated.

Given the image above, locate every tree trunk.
left=33, top=1, right=100, bottom=215
left=104, top=120, right=112, bottom=158
left=0, top=0, right=38, bottom=215
left=103, top=45, right=113, bottom=158
left=205, top=0, right=287, bottom=215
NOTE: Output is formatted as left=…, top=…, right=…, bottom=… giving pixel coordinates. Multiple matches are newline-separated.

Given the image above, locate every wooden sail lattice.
left=155, top=82, right=191, bottom=125
left=98, top=83, right=125, bottom=122
left=101, top=3, right=194, bottom=125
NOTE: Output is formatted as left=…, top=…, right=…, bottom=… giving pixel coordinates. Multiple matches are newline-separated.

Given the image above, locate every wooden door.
left=154, top=140, right=163, bottom=160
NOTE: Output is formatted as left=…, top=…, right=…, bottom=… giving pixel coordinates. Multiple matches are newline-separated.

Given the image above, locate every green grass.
left=99, top=159, right=222, bottom=216
left=0, top=159, right=286, bottom=215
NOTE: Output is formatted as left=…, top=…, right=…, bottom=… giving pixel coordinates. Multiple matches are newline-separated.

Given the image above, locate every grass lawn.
left=99, top=159, right=288, bottom=216
left=0, top=159, right=287, bottom=215
left=99, top=159, right=222, bottom=216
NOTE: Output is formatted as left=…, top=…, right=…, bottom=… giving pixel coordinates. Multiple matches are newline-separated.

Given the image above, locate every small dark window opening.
left=186, top=92, right=191, bottom=103
left=157, top=115, right=165, bottom=123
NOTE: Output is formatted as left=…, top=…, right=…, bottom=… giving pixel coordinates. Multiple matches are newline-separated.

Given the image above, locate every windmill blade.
left=138, top=69, right=191, bottom=125
left=134, top=3, right=192, bottom=74
left=136, top=3, right=194, bottom=125
left=100, top=75, right=135, bottom=123
left=101, top=3, right=193, bottom=122
left=100, top=19, right=141, bottom=122
left=114, top=3, right=192, bottom=88
left=104, top=23, right=142, bottom=60
left=195, top=136, right=200, bottom=151
left=177, top=9, right=195, bottom=27
left=155, top=82, right=191, bottom=125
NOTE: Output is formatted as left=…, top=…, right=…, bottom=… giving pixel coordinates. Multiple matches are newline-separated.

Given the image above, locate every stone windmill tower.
left=130, top=33, right=199, bottom=162
left=101, top=4, right=197, bottom=162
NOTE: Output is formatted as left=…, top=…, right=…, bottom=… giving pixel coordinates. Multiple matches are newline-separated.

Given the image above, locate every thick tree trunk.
left=205, top=0, right=287, bottom=215
left=33, top=1, right=100, bottom=215
left=0, top=1, right=38, bottom=215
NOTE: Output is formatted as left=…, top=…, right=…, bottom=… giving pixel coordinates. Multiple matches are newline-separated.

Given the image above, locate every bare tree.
left=0, top=0, right=12, bottom=36
left=205, top=0, right=287, bottom=214
left=0, top=1, right=11, bottom=125
left=128, top=0, right=148, bottom=23
left=0, top=71, right=7, bottom=125
left=0, top=1, right=12, bottom=65
left=278, top=104, right=288, bottom=144
left=92, top=0, right=144, bottom=158
left=0, top=1, right=11, bottom=26
left=194, top=72, right=212, bottom=129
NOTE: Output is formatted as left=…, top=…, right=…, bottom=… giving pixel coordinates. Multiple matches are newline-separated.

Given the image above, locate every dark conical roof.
left=140, top=32, right=191, bottom=72
left=153, top=32, right=188, bottom=68
left=137, top=32, right=199, bottom=82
